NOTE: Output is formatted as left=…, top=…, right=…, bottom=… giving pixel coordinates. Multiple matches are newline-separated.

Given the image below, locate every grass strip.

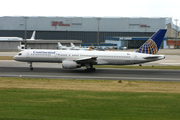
left=1, top=77, right=180, bottom=120
left=0, top=88, right=180, bottom=120
left=0, top=56, right=13, bottom=60
left=1, top=77, right=180, bottom=93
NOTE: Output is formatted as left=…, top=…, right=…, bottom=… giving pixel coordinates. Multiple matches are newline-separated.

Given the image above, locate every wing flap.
left=74, top=57, right=97, bottom=64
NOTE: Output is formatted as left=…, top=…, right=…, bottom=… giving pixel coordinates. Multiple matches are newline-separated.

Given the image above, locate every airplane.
left=58, top=42, right=93, bottom=50
left=57, top=42, right=70, bottom=50
left=13, top=29, right=167, bottom=72
left=70, top=43, right=91, bottom=50
left=17, top=31, right=36, bottom=50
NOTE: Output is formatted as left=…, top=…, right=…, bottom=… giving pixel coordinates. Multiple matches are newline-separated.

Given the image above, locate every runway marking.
left=1, top=74, right=180, bottom=81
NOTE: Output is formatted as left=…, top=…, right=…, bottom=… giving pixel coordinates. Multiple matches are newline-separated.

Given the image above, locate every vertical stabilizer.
left=71, top=43, right=75, bottom=47
left=30, top=31, right=36, bottom=40
left=136, top=29, right=167, bottom=54
left=58, top=42, right=62, bottom=47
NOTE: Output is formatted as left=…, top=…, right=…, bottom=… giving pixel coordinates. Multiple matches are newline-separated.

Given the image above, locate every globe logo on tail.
left=136, top=39, right=158, bottom=54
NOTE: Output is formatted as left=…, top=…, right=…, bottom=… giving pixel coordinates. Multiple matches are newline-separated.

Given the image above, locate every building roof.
left=166, top=18, right=179, bottom=31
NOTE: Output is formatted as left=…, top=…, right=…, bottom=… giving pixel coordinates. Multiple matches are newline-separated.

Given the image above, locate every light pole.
left=175, top=19, right=178, bottom=49
left=24, top=17, right=28, bottom=49
left=97, top=18, right=101, bottom=49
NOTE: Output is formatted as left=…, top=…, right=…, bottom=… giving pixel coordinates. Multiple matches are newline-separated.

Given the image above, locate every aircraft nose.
left=13, top=55, right=18, bottom=60
left=13, top=56, right=16, bottom=60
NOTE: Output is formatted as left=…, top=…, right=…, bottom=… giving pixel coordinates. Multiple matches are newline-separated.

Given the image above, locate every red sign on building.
left=51, top=21, right=70, bottom=26
left=140, top=25, right=150, bottom=27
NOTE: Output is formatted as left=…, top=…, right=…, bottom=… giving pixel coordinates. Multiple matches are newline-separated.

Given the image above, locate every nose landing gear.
left=29, top=62, right=33, bottom=71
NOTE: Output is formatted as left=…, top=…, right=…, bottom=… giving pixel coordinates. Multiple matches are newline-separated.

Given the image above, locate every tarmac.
left=1, top=66, right=180, bottom=81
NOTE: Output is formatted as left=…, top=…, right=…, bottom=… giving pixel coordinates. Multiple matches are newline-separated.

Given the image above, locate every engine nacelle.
left=62, top=60, right=81, bottom=69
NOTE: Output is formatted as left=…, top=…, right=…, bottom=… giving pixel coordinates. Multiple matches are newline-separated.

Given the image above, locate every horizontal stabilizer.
left=143, top=56, right=159, bottom=59
left=143, top=55, right=165, bottom=60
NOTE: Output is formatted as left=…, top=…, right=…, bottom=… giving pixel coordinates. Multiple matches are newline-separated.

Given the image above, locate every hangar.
left=0, top=37, right=81, bottom=51
left=105, top=37, right=168, bottom=49
left=21, top=40, right=81, bottom=49
left=0, top=16, right=179, bottom=50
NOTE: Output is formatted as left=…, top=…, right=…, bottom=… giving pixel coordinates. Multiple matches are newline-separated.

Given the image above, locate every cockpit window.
left=18, top=53, right=22, bottom=56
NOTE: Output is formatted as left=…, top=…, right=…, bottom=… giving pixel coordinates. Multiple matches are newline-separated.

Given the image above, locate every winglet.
left=136, top=29, right=167, bottom=54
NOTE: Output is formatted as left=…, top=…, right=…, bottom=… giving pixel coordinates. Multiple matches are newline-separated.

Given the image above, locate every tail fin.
left=58, top=42, right=62, bottom=47
left=71, top=43, right=75, bottom=47
left=110, top=45, right=114, bottom=51
left=30, top=31, right=36, bottom=40
left=89, top=45, right=94, bottom=51
left=136, top=29, right=167, bottom=54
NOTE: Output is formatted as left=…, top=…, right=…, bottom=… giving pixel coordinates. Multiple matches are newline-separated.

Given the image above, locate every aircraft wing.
left=74, top=57, right=97, bottom=64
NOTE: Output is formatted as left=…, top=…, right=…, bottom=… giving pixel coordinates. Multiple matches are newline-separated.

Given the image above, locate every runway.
left=0, top=65, right=180, bottom=81
left=0, top=57, right=180, bottom=81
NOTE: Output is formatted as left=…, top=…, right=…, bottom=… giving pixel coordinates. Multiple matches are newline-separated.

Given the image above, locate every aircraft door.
left=134, top=53, right=142, bottom=64
left=56, top=52, right=61, bottom=58
left=26, top=52, right=30, bottom=58
left=134, top=53, right=138, bottom=63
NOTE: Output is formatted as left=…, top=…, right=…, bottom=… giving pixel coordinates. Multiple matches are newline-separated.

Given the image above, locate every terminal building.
left=0, top=16, right=179, bottom=51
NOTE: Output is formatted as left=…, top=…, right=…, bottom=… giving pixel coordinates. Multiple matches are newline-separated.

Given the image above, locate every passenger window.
left=18, top=53, right=22, bottom=56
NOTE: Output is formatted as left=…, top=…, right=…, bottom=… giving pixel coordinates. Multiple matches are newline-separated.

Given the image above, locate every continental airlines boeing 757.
left=13, top=29, right=167, bottom=71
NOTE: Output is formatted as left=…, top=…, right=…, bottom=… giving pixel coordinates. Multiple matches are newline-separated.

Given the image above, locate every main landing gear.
left=85, top=64, right=96, bottom=72
left=29, top=62, right=33, bottom=71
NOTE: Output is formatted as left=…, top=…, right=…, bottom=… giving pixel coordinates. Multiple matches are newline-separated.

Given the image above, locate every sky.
left=0, top=0, right=179, bottom=24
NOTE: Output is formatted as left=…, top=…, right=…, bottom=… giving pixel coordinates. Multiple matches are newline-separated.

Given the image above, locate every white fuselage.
left=13, top=49, right=165, bottom=66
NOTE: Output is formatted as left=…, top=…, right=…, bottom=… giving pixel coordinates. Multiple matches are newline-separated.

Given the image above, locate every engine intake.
left=62, top=60, right=81, bottom=69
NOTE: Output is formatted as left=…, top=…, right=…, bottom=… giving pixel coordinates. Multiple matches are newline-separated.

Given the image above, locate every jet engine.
left=62, top=60, right=81, bottom=69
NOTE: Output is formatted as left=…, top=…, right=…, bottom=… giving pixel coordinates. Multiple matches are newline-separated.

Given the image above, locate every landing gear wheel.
left=85, top=64, right=96, bottom=72
left=85, top=68, right=96, bottom=72
left=30, top=68, right=33, bottom=71
left=29, top=62, right=33, bottom=71
left=92, top=68, right=96, bottom=71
